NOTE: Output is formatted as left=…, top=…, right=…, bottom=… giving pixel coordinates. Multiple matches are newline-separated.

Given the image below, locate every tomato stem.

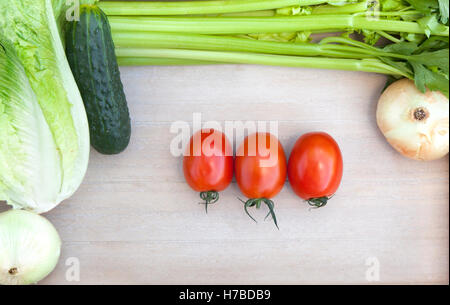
left=199, top=191, right=219, bottom=213
left=307, top=196, right=331, bottom=208
left=239, top=198, right=279, bottom=229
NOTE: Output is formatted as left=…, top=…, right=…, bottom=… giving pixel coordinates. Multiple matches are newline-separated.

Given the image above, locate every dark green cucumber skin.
left=66, top=5, right=131, bottom=155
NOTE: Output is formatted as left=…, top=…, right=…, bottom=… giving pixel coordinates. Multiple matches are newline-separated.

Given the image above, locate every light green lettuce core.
left=0, top=39, right=61, bottom=211
left=0, top=0, right=89, bottom=213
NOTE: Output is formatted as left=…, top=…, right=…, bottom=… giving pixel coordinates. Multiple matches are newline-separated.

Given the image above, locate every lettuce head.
left=0, top=0, right=89, bottom=213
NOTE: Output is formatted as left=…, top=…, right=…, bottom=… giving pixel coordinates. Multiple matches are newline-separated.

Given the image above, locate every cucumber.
left=66, top=5, right=131, bottom=155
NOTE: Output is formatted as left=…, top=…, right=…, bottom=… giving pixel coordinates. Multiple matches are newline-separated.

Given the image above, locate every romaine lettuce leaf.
left=0, top=0, right=89, bottom=213
left=0, top=40, right=61, bottom=212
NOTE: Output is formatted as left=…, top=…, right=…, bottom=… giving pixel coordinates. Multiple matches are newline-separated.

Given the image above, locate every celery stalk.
left=112, top=31, right=396, bottom=59
left=115, top=48, right=410, bottom=76
left=99, top=0, right=330, bottom=16
left=311, top=2, right=368, bottom=14
left=117, top=57, right=218, bottom=66
left=108, top=15, right=449, bottom=36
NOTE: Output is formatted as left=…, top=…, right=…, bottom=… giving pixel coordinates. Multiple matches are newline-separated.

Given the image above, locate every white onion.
left=377, top=79, right=449, bottom=161
left=0, top=210, right=61, bottom=285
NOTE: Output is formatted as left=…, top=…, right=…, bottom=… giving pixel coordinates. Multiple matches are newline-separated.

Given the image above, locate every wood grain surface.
left=2, top=64, right=447, bottom=285
left=1, top=1, right=449, bottom=285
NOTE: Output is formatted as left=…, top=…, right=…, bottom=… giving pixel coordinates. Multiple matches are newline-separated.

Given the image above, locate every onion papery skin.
left=377, top=79, right=449, bottom=161
left=0, top=210, right=61, bottom=285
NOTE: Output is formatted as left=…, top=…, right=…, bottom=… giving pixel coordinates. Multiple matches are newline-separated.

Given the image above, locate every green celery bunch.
left=97, top=0, right=449, bottom=96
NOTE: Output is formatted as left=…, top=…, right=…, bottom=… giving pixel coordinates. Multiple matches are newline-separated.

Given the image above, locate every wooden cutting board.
left=2, top=64, right=446, bottom=285
left=1, top=0, right=448, bottom=284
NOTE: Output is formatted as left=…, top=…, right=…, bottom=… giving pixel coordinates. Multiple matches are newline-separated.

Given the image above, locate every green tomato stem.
left=200, top=191, right=220, bottom=214
left=307, top=196, right=331, bottom=208
left=239, top=198, right=279, bottom=229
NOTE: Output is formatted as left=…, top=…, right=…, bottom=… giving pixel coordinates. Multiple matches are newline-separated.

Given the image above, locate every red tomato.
left=183, top=129, right=233, bottom=212
left=287, top=132, right=343, bottom=208
left=235, top=132, right=287, bottom=228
